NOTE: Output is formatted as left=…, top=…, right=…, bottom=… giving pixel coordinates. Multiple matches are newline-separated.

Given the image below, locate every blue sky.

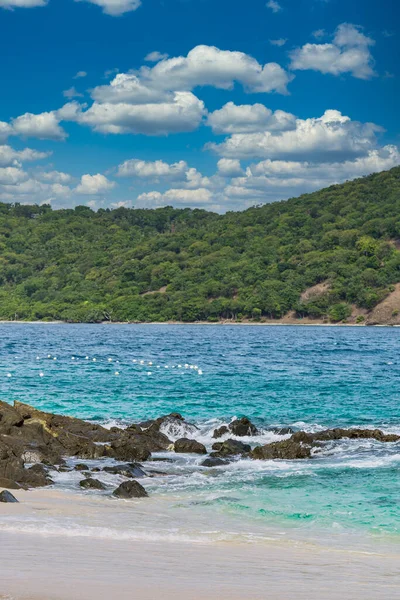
left=0, top=0, right=398, bottom=212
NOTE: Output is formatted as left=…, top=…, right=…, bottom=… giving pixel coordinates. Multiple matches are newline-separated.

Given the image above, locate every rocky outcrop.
left=251, top=440, right=311, bottom=460
left=229, top=417, right=258, bottom=437
left=113, top=480, right=148, bottom=498
left=251, top=427, right=399, bottom=461
left=212, top=417, right=258, bottom=439
left=79, top=478, right=106, bottom=490
left=0, top=477, right=21, bottom=490
left=211, top=439, right=251, bottom=456
left=103, top=463, right=147, bottom=478
left=201, top=457, right=228, bottom=467
left=0, top=490, right=18, bottom=503
left=174, top=438, right=207, bottom=454
left=212, top=425, right=229, bottom=439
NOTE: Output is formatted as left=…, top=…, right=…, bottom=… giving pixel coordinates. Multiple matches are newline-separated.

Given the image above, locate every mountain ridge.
left=1, top=166, right=399, bottom=324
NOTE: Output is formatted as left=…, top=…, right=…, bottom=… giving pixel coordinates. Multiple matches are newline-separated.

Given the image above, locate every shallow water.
left=1, top=323, right=400, bottom=548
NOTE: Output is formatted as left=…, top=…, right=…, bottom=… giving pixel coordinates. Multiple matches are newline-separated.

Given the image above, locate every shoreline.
left=0, top=319, right=399, bottom=327
left=1, top=488, right=400, bottom=600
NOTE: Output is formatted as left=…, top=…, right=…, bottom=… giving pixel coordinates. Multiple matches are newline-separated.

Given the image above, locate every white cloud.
left=117, top=158, right=188, bottom=179
left=217, top=158, right=244, bottom=177
left=0, top=170, right=72, bottom=204
left=0, top=122, right=13, bottom=143
left=221, top=145, right=400, bottom=205
left=11, top=111, right=67, bottom=141
left=145, top=51, right=169, bottom=62
left=290, top=23, right=376, bottom=79
left=56, top=44, right=292, bottom=138
left=0, top=144, right=50, bottom=167
left=312, top=29, right=326, bottom=39
left=74, top=71, right=87, bottom=79
left=207, top=101, right=296, bottom=134
left=75, top=173, right=116, bottom=194
left=91, top=73, right=170, bottom=104
left=0, top=0, right=47, bottom=8
left=63, top=86, right=84, bottom=99
left=269, top=38, right=287, bottom=47
left=0, top=167, right=28, bottom=185
left=209, top=109, right=382, bottom=161
left=136, top=187, right=212, bottom=208
left=37, top=170, right=72, bottom=184
left=138, top=45, right=291, bottom=95
left=76, top=0, right=141, bottom=16
left=69, top=92, right=206, bottom=135
left=117, top=158, right=211, bottom=189
left=266, top=0, right=281, bottom=13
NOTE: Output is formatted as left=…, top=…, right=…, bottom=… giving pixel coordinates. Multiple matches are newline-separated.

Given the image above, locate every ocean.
left=1, top=323, right=400, bottom=553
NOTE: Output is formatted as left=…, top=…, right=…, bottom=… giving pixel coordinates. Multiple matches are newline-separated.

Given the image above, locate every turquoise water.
left=1, top=323, right=400, bottom=545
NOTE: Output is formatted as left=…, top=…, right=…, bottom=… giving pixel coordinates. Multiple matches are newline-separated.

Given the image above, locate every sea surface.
left=1, top=323, right=400, bottom=552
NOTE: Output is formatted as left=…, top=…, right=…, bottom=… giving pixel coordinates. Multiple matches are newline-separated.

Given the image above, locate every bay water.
left=1, top=323, right=400, bottom=552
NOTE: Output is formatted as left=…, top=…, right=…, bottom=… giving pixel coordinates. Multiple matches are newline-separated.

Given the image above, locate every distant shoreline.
left=0, top=319, right=398, bottom=327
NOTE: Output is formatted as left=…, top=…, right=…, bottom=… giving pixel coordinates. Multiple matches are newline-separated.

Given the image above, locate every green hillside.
left=1, top=167, right=400, bottom=323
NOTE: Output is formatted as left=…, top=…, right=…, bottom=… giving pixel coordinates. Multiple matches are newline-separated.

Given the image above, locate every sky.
left=0, top=0, right=398, bottom=213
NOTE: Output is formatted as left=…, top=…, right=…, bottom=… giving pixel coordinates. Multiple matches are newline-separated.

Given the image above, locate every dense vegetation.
left=1, top=167, right=400, bottom=323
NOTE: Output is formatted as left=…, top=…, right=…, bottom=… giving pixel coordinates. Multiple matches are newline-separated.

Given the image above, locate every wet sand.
left=1, top=490, right=399, bottom=600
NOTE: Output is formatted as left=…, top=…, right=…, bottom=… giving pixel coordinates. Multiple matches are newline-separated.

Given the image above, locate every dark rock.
left=212, top=425, right=229, bottom=439
left=0, top=477, right=21, bottom=490
left=212, top=439, right=251, bottom=456
left=74, top=463, right=89, bottom=471
left=270, top=426, right=295, bottom=435
left=251, top=440, right=311, bottom=460
left=113, top=480, right=148, bottom=499
left=23, top=464, right=53, bottom=487
left=103, top=463, right=147, bottom=478
left=79, top=478, right=106, bottom=490
left=174, top=438, right=207, bottom=454
left=106, top=439, right=151, bottom=462
left=229, top=417, right=258, bottom=437
left=201, top=457, right=228, bottom=467
left=0, top=490, right=18, bottom=503
left=313, top=428, right=400, bottom=443
left=0, top=401, right=24, bottom=433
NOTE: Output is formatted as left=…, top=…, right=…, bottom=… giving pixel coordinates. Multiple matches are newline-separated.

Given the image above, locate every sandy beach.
left=1, top=489, right=400, bottom=600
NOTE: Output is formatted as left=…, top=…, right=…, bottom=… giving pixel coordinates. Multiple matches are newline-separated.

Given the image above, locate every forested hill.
left=1, top=166, right=400, bottom=324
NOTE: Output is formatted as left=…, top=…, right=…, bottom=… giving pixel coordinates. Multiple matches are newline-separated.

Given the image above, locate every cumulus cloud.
left=145, top=51, right=169, bottom=62
left=269, top=38, right=287, bottom=47
left=47, top=45, right=292, bottom=138
left=67, top=92, right=206, bottom=135
left=0, top=167, right=28, bottom=185
left=117, top=158, right=188, bottom=179
left=75, top=173, right=116, bottom=194
left=136, top=187, right=212, bottom=208
left=0, top=0, right=47, bottom=8
left=74, top=71, right=87, bottom=79
left=63, top=86, right=84, bottom=99
left=117, top=158, right=211, bottom=189
left=207, top=102, right=296, bottom=134
left=37, top=170, right=72, bottom=184
left=266, top=0, right=281, bottom=13
left=222, top=145, right=400, bottom=205
left=76, top=0, right=141, bottom=16
left=312, top=29, right=326, bottom=39
left=290, top=23, right=376, bottom=79
left=11, top=111, right=67, bottom=140
left=0, top=122, right=13, bottom=143
left=137, top=45, right=291, bottom=95
left=0, top=144, right=50, bottom=167
left=217, top=158, right=244, bottom=177
left=0, top=169, right=72, bottom=204
left=208, top=109, right=382, bottom=161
